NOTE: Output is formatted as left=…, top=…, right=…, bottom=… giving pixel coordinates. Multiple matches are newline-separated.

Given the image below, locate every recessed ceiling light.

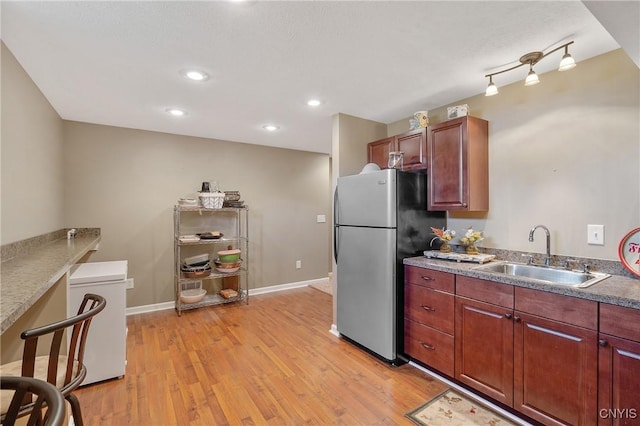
left=181, top=69, right=209, bottom=81
left=166, top=108, right=187, bottom=117
left=307, top=99, right=321, bottom=107
left=262, top=124, right=280, bottom=131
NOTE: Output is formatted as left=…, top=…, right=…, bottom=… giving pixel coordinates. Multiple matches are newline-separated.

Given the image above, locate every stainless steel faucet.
left=529, top=225, right=552, bottom=266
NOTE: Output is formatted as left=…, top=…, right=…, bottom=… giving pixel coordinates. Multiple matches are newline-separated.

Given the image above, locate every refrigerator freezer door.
left=336, top=225, right=397, bottom=361
left=336, top=169, right=396, bottom=228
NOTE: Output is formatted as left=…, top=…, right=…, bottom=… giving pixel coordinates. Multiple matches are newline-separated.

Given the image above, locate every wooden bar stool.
left=1, top=376, right=66, bottom=426
left=0, top=294, right=106, bottom=426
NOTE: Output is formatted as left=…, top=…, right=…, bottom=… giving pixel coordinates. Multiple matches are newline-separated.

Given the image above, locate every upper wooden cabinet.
left=367, top=136, right=394, bottom=170
left=427, top=116, right=489, bottom=211
left=367, top=128, right=427, bottom=171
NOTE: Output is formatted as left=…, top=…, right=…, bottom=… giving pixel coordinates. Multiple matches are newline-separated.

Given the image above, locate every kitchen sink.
left=473, top=261, right=610, bottom=288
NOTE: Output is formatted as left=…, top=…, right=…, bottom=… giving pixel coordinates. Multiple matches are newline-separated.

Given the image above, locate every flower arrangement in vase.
left=430, top=227, right=456, bottom=253
left=460, top=227, right=484, bottom=255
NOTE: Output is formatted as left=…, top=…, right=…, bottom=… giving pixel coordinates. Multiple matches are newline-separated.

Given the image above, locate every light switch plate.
left=587, top=224, right=604, bottom=245
left=317, top=215, right=326, bottom=223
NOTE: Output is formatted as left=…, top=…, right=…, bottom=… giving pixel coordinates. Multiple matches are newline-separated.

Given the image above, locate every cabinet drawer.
left=405, top=283, right=454, bottom=334
left=405, top=319, right=454, bottom=376
left=515, top=287, right=597, bottom=330
left=405, top=266, right=454, bottom=293
left=456, top=275, right=513, bottom=308
left=600, top=304, right=640, bottom=342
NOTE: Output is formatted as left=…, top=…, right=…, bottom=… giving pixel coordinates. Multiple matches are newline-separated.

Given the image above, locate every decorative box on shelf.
left=447, top=104, right=469, bottom=119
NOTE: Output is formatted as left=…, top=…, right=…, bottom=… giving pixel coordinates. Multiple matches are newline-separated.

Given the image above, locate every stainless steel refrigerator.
left=334, top=168, right=445, bottom=364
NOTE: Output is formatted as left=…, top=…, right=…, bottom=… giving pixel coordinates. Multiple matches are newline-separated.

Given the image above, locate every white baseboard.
left=329, top=323, right=339, bottom=337
left=249, top=277, right=327, bottom=296
left=126, top=301, right=174, bottom=316
left=125, top=277, right=330, bottom=316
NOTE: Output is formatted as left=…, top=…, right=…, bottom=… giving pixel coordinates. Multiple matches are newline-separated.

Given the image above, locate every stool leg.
left=66, top=393, right=83, bottom=426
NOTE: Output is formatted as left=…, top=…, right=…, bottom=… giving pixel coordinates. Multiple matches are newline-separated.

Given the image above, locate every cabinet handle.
left=421, top=305, right=435, bottom=312
left=513, top=316, right=521, bottom=322
left=421, top=276, right=434, bottom=281
left=504, top=313, right=512, bottom=319
left=420, top=342, right=435, bottom=351
left=598, top=339, right=608, bottom=347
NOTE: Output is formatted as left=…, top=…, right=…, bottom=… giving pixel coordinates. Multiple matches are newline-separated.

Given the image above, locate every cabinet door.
left=396, top=129, right=427, bottom=171
left=455, top=297, right=514, bottom=405
left=427, top=116, right=488, bottom=211
left=598, top=334, right=640, bottom=426
left=427, top=118, right=468, bottom=209
left=367, top=137, right=394, bottom=170
left=514, top=312, right=598, bottom=426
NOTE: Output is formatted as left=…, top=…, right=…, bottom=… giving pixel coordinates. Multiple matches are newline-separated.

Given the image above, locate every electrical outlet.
left=296, top=260, right=302, bottom=269
left=587, top=224, right=604, bottom=245
left=317, top=215, right=326, bottom=223
left=126, top=278, right=134, bottom=289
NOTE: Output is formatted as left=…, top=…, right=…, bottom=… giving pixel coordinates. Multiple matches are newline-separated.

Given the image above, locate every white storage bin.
left=199, top=192, right=225, bottom=209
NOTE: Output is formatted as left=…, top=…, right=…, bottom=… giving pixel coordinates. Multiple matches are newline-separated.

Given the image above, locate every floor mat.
left=406, top=389, right=518, bottom=426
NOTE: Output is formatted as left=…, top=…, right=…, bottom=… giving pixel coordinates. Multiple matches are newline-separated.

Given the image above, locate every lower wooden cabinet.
left=405, top=318, right=454, bottom=376
left=455, top=277, right=599, bottom=426
left=597, top=334, right=640, bottom=426
left=404, top=266, right=455, bottom=376
left=404, top=267, right=639, bottom=426
left=514, top=312, right=598, bottom=426
left=455, top=275, right=515, bottom=405
left=598, top=304, right=640, bottom=426
left=455, top=296, right=514, bottom=405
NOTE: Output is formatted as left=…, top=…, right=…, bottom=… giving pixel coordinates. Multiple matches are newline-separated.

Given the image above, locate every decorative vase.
left=465, top=243, right=479, bottom=255
left=439, top=241, right=452, bottom=253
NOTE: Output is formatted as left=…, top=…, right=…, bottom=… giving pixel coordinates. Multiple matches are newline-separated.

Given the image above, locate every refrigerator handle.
left=333, top=187, right=339, bottom=263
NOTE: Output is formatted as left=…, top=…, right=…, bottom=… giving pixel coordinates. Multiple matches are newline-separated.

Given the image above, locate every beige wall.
left=2, top=41, right=331, bottom=309
left=333, top=113, right=387, bottom=178
left=63, top=122, right=330, bottom=307
left=386, top=49, right=639, bottom=261
left=1, top=42, right=65, bottom=244
left=1, top=276, right=67, bottom=364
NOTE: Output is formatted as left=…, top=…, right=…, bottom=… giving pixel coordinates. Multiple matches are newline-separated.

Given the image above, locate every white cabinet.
left=69, top=261, right=127, bottom=384
left=174, top=206, right=249, bottom=315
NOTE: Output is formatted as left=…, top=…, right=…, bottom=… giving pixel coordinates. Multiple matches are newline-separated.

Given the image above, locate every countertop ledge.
left=404, top=256, right=640, bottom=310
left=1, top=229, right=101, bottom=334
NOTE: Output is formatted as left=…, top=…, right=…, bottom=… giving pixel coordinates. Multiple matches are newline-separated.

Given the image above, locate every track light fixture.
left=484, top=41, right=576, bottom=96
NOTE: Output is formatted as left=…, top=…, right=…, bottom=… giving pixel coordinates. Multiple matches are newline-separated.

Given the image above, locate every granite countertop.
left=404, top=256, right=640, bottom=310
left=1, top=229, right=101, bottom=333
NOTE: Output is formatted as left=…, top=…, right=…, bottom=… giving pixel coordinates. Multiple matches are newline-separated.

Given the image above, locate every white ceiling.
left=0, top=1, right=631, bottom=155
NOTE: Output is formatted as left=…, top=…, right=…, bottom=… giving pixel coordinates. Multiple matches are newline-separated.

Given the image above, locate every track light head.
left=558, top=46, right=576, bottom=71
left=485, top=76, right=498, bottom=96
left=524, top=64, right=540, bottom=86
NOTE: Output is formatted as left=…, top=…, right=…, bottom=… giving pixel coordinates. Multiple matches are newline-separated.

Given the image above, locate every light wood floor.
left=74, top=287, right=448, bottom=425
